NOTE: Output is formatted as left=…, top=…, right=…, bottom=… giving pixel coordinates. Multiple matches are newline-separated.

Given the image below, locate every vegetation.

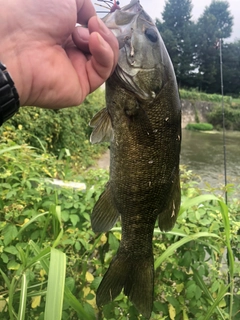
left=0, top=141, right=240, bottom=319
left=156, top=0, right=239, bottom=96
left=0, top=89, right=107, bottom=170
left=0, top=91, right=240, bottom=319
left=185, top=123, right=214, bottom=131
left=207, top=106, right=240, bottom=131
left=179, top=89, right=239, bottom=105
left=179, top=89, right=240, bottom=130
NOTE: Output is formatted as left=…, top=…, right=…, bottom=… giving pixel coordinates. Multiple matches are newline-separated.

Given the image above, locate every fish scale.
left=89, top=0, right=181, bottom=318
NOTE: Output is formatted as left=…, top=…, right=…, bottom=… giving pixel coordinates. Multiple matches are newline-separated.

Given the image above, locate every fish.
left=89, top=0, right=181, bottom=318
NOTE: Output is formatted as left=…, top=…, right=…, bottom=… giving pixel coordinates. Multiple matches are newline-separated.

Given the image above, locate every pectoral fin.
left=125, top=104, right=155, bottom=146
left=91, top=183, right=119, bottom=233
left=89, top=108, right=113, bottom=144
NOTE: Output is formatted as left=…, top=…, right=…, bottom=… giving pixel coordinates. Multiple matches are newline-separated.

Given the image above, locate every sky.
left=92, top=0, right=240, bottom=42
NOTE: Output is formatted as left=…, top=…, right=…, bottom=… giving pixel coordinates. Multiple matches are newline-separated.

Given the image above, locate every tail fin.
left=96, top=252, right=154, bottom=319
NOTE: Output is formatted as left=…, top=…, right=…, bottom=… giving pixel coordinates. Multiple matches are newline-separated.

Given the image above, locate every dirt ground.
left=96, top=149, right=110, bottom=170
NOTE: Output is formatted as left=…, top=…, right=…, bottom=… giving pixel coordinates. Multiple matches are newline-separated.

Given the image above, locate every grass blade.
left=0, top=269, right=10, bottom=289
left=16, top=212, right=49, bottom=239
left=0, top=145, right=34, bottom=155
left=179, top=194, right=219, bottom=216
left=192, top=268, right=226, bottom=320
left=204, top=284, right=230, bottom=320
left=29, top=241, right=50, bottom=273
left=154, top=232, right=220, bottom=269
left=64, top=286, right=95, bottom=320
left=44, top=248, right=66, bottom=320
left=17, top=273, right=27, bottom=320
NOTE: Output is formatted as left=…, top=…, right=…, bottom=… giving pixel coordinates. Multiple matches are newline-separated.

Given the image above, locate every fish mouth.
left=102, top=1, right=143, bottom=40
left=120, top=0, right=142, bottom=14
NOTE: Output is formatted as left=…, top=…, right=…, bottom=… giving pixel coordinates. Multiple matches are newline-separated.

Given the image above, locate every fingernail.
left=97, top=16, right=110, bottom=35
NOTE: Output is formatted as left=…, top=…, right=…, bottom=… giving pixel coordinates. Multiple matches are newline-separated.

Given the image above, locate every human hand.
left=0, top=0, right=118, bottom=108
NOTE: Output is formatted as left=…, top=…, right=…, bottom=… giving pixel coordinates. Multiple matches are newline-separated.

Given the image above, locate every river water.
left=181, top=129, right=240, bottom=197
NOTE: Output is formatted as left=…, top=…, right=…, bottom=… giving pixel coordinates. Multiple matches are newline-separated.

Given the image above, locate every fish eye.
left=145, top=28, right=158, bottom=43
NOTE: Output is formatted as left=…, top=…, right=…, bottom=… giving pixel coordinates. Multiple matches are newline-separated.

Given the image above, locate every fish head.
left=103, top=0, right=174, bottom=101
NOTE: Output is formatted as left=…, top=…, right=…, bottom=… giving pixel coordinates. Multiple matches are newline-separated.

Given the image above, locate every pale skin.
left=0, top=0, right=119, bottom=108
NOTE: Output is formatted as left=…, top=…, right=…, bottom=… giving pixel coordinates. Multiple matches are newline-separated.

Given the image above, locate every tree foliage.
left=220, top=40, right=240, bottom=95
left=156, top=0, right=238, bottom=95
left=156, top=0, right=195, bottom=87
left=195, top=0, right=234, bottom=93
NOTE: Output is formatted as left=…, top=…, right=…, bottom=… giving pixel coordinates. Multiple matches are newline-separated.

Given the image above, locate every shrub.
left=185, top=123, right=214, bottom=131
left=207, top=106, right=240, bottom=131
left=180, top=89, right=237, bottom=106
left=0, top=89, right=107, bottom=169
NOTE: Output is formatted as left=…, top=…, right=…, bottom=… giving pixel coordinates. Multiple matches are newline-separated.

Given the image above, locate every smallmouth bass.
left=90, top=0, right=181, bottom=318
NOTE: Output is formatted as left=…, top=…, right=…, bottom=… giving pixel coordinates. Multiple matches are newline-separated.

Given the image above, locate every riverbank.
left=181, top=99, right=213, bottom=128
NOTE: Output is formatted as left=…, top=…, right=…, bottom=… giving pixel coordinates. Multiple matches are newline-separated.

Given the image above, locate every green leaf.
left=7, top=260, right=20, bottom=270
left=186, top=282, right=197, bottom=299
left=44, top=248, right=66, bottom=320
left=4, top=246, right=19, bottom=255
left=108, top=232, right=119, bottom=251
left=1, top=252, right=9, bottom=263
left=70, top=214, right=80, bottom=227
left=2, top=224, right=18, bottom=246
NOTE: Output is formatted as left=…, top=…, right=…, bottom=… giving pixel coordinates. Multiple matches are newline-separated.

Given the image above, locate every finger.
left=72, top=25, right=90, bottom=53
left=76, top=0, right=96, bottom=25
left=67, top=31, right=115, bottom=94
left=87, top=32, right=115, bottom=91
left=88, top=16, right=119, bottom=72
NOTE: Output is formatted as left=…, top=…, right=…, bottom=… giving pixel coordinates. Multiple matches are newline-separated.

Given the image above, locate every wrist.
left=0, top=48, right=24, bottom=107
left=0, top=62, right=20, bottom=125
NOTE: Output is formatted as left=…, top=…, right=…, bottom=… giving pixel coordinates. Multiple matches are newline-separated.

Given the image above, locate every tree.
left=156, top=0, right=195, bottom=88
left=195, top=0, right=233, bottom=93
left=220, top=40, right=240, bottom=96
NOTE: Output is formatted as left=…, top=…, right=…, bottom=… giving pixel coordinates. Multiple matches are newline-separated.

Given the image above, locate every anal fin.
left=158, top=172, right=181, bottom=231
left=91, top=183, right=119, bottom=233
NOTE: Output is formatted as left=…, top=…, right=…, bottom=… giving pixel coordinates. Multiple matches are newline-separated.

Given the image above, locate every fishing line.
left=219, top=37, right=231, bottom=313
left=219, top=38, right=228, bottom=204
